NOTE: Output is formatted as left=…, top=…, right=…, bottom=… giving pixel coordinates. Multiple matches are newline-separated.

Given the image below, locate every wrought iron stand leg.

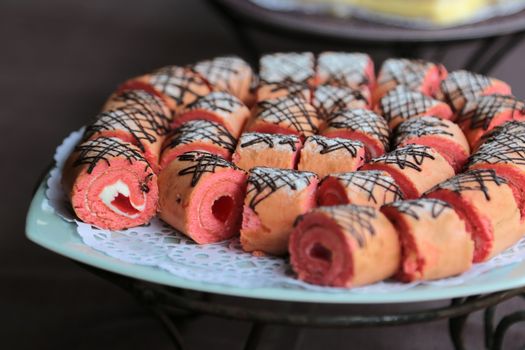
left=244, top=322, right=266, bottom=350
left=491, top=311, right=525, bottom=350
left=484, top=305, right=497, bottom=349
left=478, top=32, right=525, bottom=74
left=150, top=305, right=186, bottom=350
left=449, top=298, right=470, bottom=350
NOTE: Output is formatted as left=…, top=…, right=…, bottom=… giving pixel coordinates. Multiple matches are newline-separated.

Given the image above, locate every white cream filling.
left=99, top=180, right=145, bottom=218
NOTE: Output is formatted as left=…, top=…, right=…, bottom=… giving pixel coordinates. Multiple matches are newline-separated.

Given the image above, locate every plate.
left=26, top=175, right=525, bottom=304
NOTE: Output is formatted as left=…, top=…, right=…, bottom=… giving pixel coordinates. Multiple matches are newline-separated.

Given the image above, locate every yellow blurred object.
left=301, top=0, right=522, bottom=25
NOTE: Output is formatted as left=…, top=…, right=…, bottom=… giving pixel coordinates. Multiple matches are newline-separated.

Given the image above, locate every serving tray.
left=26, top=174, right=525, bottom=304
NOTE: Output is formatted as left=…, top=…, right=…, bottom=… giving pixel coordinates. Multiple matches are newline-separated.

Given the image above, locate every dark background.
left=2, top=0, right=525, bottom=348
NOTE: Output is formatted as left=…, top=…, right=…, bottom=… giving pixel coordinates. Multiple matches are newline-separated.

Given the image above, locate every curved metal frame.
left=78, top=261, right=525, bottom=350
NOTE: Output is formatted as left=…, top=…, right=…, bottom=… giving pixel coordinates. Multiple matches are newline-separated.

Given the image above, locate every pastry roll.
left=425, top=169, right=521, bottom=262
left=321, top=109, right=390, bottom=158
left=133, top=65, right=212, bottom=113
left=62, top=137, right=158, bottom=230
left=256, top=81, right=311, bottom=103
left=437, top=70, right=512, bottom=114
left=456, top=94, right=525, bottom=149
left=83, top=106, right=171, bottom=173
left=316, top=51, right=375, bottom=89
left=361, top=144, right=455, bottom=199
left=103, top=84, right=172, bottom=123
left=241, top=167, right=318, bottom=255
left=317, top=170, right=403, bottom=208
left=160, top=120, right=237, bottom=169
left=376, top=85, right=454, bottom=129
left=159, top=151, right=247, bottom=244
left=289, top=205, right=401, bottom=287
left=176, top=91, right=250, bottom=138
left=192, top=56, right=255, bottom=105
left=373, top=58, right=447, bottom=104
left=248, top=96, right=321, bottom=137
left=312, top=85, right=370, bottom=120
left=297, top=135, right=367, bottom=177
left=381, top=198, right=474, bottom=282
left=394, top=116, right=470, bottom=172
left=259, top=52, right=315, bottom=85
left=232, top=132, right=301, bottom=171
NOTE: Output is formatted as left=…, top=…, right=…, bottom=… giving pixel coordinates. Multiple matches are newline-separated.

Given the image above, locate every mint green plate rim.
left=26, top=176, right=525, bottom=304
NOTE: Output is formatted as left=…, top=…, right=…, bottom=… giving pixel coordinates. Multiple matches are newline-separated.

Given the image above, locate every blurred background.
left=3, top=0, right=525, bottom=348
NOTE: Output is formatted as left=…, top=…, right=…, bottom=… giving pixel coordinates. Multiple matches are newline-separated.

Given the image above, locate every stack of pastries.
left=62, top=52, right=525, bottom=288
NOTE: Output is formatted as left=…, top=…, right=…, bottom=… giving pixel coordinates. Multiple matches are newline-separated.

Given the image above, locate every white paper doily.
left=44, top=130, right=525, bottom=293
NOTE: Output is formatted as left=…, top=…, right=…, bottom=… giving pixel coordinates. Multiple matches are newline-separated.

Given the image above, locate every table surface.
left=216, top=0, right=525, bottom=42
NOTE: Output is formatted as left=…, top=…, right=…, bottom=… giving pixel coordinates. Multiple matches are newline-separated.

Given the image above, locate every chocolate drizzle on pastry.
left=379, top=86, right=439, bottom=125
left=192, top=56, right=252, bottom=95
left=313, top=85, right=368, bottom=119
left=259, top=52, right=314, bottom=84
left=255, top=96, right=319, bottom=135
left=246, top=167, right=316, bottom=210
left=329, top=171, right=404, bottom=204
left=177, top=151, right=238, bottom=187
left=185, top=91, right=244, bottom=115
left=162, top=120, right=236, bottom=153
left=73, top=137, right=149, bottom=174
left=480, top=120, right=525, bottom=145
left=240, top=132, right=299, bottom=151
left=148, top=66, right=210, bottom=106
left=468, top=138, right=525, bottom=166
left=378, top=58, right=437, bottom=92
left=326, top=109, right=390, bottom=150
left=107, top=89, right=172, bottom=122
left=389, top=198, right=452, bottom=220
left=394, top=116, right=453, bottom=146
left=305, top=135, right=364, bottom=156
left=368, top=145, right=436, bottom=172
left=428, top=169, right=506, bottom=201
left=317, top=52, right=370, bottom=88
left=85, top=107, right=171, bottom=151
left=440, top=70, right=493, bottom=112
left=457, top=94, right=525, bottom=130
left=317, top=205, right=377, bottom=248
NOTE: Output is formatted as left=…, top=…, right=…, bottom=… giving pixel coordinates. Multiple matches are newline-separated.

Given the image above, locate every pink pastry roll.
left=381, top=198, right=473, bottom=282
left=478, top=120, right=525, bottom=150
left=437, top=70, right=512, bottom=114
left=259, top=52, right=315, bottom=86
left=241, top=167, right=318, bottom=255
left=361, top=144, right=455, bottom=199
left=83, top=106, right=171, bottom=173
left=394, top=116, right=470, bottom=173
left=317, top=170, right=403, bottom=207
left=62, top=137, right=158, bottom=230
left=132, top=65, right=212, bottom=113
left=466, top=132, right=525, bottom=221
left=256, top=81, right=311, bottom=103
left=158, top=151, right=247, bottom=244
left=376, top=85, right=454, bottom=129
left=425, top=169, right=521, bottom=262
left=160, top=119, right=237, bottom=169
left=102, top=84, right=173, bottom=124
left=312, top=85, right=370, bottom=120
left=456, top=94, right=525, bottom=149
left=321, top=109, right=390, bottom=158
left=289, top=205, right=401, bottom=287
left=248, top=96, right=321, bottom=137
left=316, top=51, right=375, bottom=89
left=192, top=56, right=255, bottom=105
left=176, top=91, right=250, bottom=138
left=232, top=132, right=301, bottom=171
left=297, top=135, right=367, bottom=177
left=373, top=58, right=447, bottom=105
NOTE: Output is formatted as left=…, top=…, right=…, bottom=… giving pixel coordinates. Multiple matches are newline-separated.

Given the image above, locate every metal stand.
left=77, top=261, right=525, bottom=350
